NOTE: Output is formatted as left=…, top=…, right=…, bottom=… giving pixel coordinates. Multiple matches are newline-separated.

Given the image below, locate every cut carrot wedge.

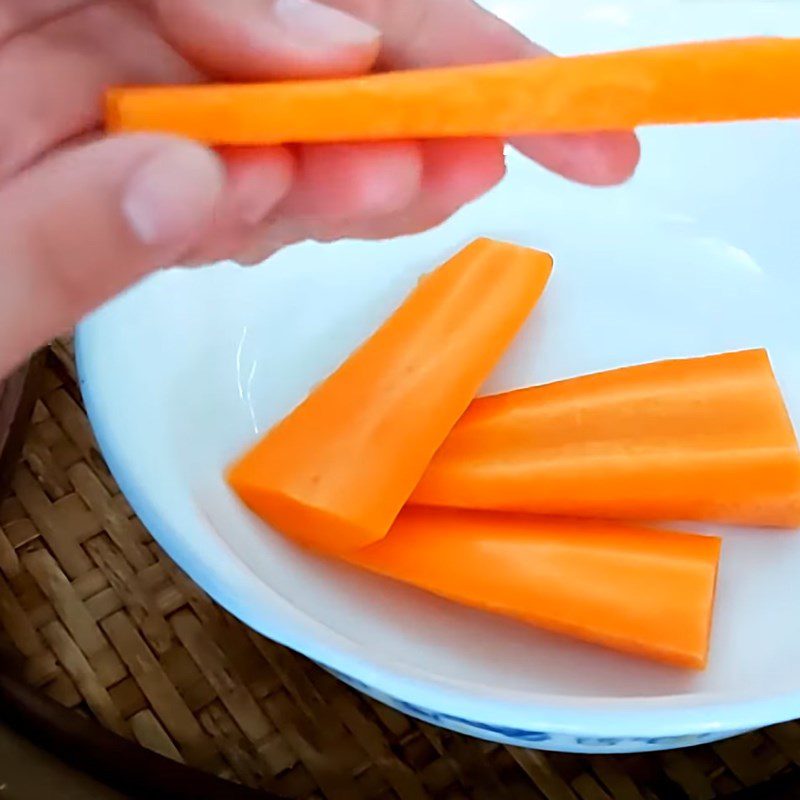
left=348, top=508, right=721, bottom=669
left=106, top=38, right=800, bottom=145
left=227, top=239, right=553, bottom=554
left=412, top=350, right=800, bottom=527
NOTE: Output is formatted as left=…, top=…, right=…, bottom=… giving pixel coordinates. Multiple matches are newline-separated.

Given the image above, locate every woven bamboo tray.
left=1, top=341, right=799, bottom=799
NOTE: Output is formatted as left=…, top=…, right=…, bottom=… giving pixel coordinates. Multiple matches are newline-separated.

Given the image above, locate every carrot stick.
left=227, top=239, right=553, bottom=554
left=348, top=508, right=721, bottom=669
left=106, top=38, right=800, bottom=145
left=412, top=350, right=800, bottom=527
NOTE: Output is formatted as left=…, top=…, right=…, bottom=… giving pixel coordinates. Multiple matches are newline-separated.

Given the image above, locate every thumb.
left=154, top=0, right=382, bottom=80
left=0, top=135, right=225, bottom=377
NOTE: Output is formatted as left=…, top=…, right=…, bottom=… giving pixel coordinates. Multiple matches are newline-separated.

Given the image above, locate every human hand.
left=0, top=0, right=639, bottom=377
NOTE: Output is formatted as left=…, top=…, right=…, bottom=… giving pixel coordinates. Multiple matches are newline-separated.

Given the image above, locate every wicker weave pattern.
left=0, top=341, right=798, bottom=799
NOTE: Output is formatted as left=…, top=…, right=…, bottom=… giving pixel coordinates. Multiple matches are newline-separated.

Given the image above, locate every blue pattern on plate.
left=324, top=668, right=734, bottom=752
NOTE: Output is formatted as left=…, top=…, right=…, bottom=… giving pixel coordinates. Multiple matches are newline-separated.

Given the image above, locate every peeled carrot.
left=227, top=239, right=553, bottom=554
left=412, top=350, right=800, bottom=527
left=106, top=38, right=800, bottom=145
left=348, top=508, right=720, bottom=669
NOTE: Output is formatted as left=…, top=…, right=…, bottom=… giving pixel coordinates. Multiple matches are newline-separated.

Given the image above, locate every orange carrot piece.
left=106, top=38, right=800, bottom=145
left=348, top=508, right=721, bottom=669
left=227, top=239, right=553, bottom=554
left=412, top=350, right=800, bottom=527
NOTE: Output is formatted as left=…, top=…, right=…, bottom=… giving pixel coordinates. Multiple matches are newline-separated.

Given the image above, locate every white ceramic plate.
left=78, top=0, right=800, bottom=753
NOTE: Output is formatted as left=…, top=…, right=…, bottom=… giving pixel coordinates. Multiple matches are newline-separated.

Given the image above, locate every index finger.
left=322, top=0, right=641, bottom=185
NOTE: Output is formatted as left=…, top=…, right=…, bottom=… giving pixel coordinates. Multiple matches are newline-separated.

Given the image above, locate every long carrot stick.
left=348, top=508, right=721, bottom=669
left=412, top=350, right=800, bottom=527
left=227, top=239, right=552, bottom=554
left=106, top=38, right=800, bottom=145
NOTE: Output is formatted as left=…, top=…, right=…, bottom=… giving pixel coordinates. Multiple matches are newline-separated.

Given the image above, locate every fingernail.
left=123, top=143, right=225, bottom=246
left=236, top=172, right=286, bottom=226
left=273, top=0, right=380, bottom=48
left=228, top=150, right=294, bottom=226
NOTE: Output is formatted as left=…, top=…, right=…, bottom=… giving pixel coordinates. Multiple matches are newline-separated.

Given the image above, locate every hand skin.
left=0, top=0, right=640, bottom=377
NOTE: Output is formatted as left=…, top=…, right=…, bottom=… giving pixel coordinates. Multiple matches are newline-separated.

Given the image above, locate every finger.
left=185, top=145, right=295, bottom=263
left=318, top=0, right=542, bottom=68
left=233, top=137, right=504, bottom=263
left=418, top=138, right=506, bottom=211
left=0, top=2, right=199, bottom=178
left=307, top=137, right=507, bottom=242
left=0, top=134, right=225, bottom=376
left=279, top=141, right=423, bottom=219
left=512, top=131, right=642, bottom=187
left=229, top=139, right=425, bottom=261
left=154, top=0, right=381, bottom=80
left=323, top=0, right=640, bottom=184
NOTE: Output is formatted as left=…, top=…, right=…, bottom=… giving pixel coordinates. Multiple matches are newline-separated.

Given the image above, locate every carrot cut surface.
left=107, top=38, right=800, bottom=145
left=412, top=349, right=800, bottom=527
left=348, top=508, right=721, bottom=669
left=227, top=239, right=553, bottom=554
